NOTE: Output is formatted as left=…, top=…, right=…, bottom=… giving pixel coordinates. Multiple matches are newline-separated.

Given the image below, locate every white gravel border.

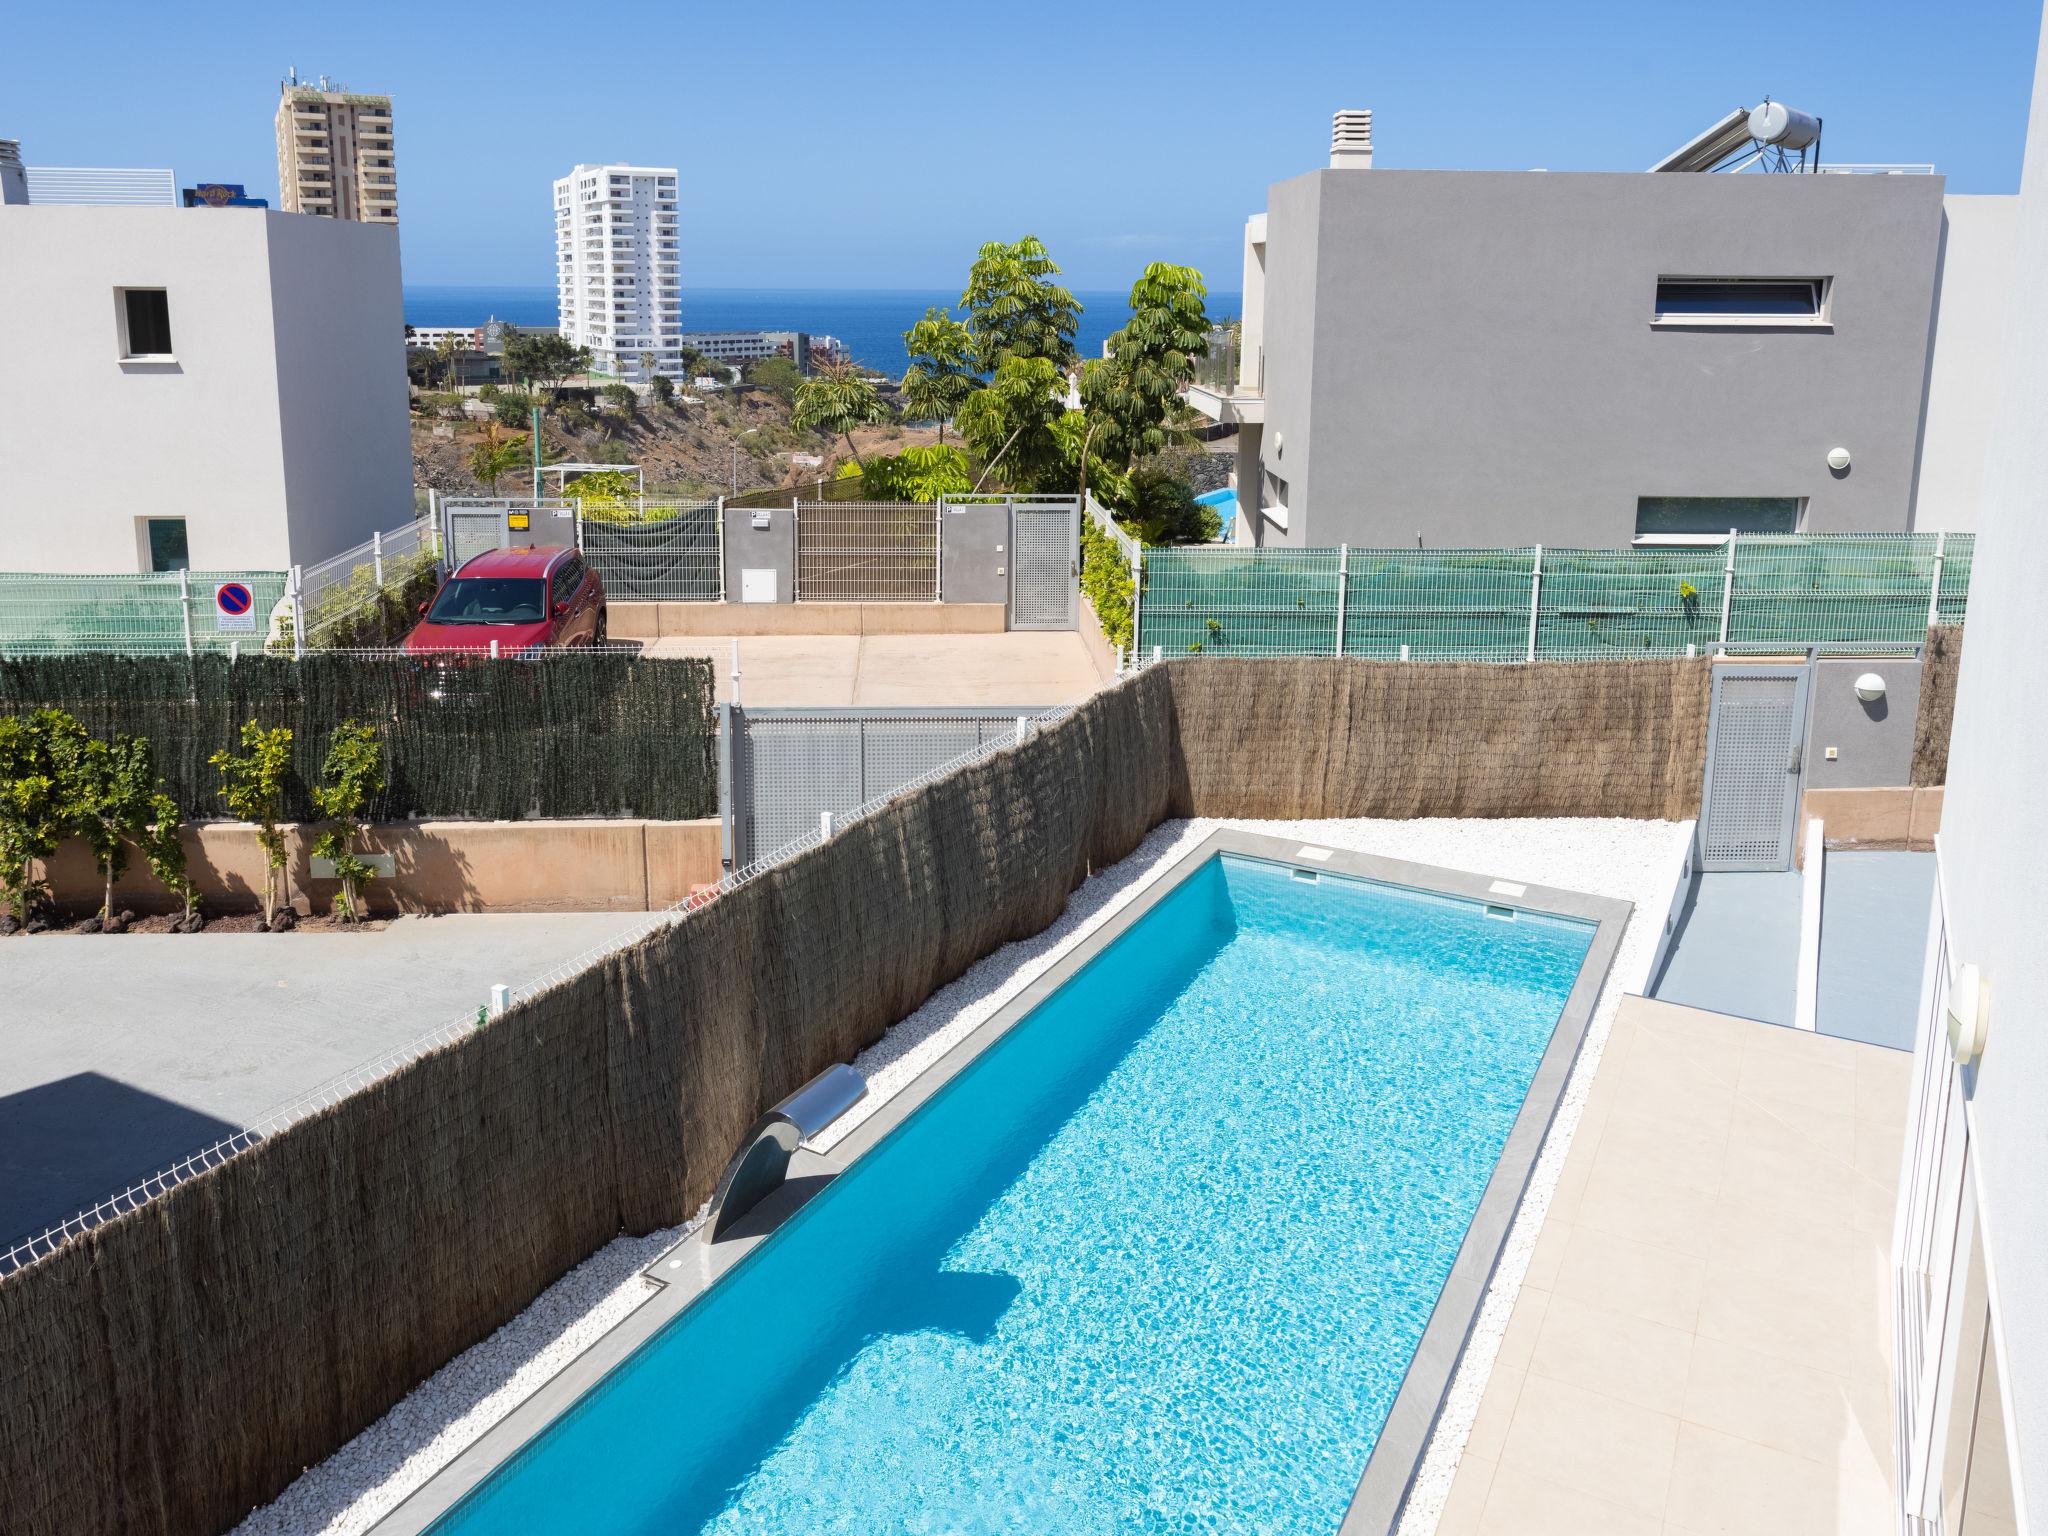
left=228, top=815, right=1692, bottom=1536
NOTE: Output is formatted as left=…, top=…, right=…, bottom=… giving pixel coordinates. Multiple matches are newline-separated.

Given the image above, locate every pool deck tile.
left=1438, top=994, right=1902, bottom=1536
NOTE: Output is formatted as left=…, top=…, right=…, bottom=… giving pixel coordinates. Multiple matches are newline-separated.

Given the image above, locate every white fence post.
left=1716, top=529, right=1738, bottom=654
left=1400, top=643, right=1410, bottom=662
left=289, top=565, right=304, bottom=659
left=716, top=495, right=728, bottom=602
left=934, top=501, right=944, bottom=603
left=1128, top=543, right=1145, bottom=665
left=489, top=984, right=511, bottom=1018
left=574, top=498, right=585, bottom=554
left=179, top=568, right=194, bottom=657
left=1335, top=544, right=1349, bottom=657
left=489, top=639, right=500, bottom=660
left=1526, top=543, right=1543, bottom=663
left=819, top=809, right=833, bottom=841
left=1015, top=715, right=1029, bottom=744
left=1925, top=530, right=1947, bottom=630
left=372, top=529, right=385, bottom=589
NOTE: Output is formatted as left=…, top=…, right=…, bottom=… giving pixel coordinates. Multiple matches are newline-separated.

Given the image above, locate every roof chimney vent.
left=1331, top=110, right=1373, bottom=169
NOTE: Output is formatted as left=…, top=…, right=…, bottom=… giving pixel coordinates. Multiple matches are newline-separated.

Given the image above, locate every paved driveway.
left=642, top=632, right=1109, bottom=706
left=0, top=912, right=646, bottom=1251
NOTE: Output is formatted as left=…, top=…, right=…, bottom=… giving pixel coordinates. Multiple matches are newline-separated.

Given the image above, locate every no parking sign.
left=214, top=581, right=256, bottom=633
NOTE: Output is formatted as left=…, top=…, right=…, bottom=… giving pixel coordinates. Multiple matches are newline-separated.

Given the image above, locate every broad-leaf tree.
left=311, top=722, right=386, bottom=923
left=53, top=728, right=157, bottom=927
left=743, top=354, right=804, bottom=403
left=136, top=791, right=200, bottom=927
left=956, top=355, right=1070, bottom=492
left=960, top=236, right=1080, bottom=371
left=210, top=721, right=294, bottom=928
left=899, top=308, right=978, bottom=444
left=503, top=329, right=591, bottom=397
left=0, top=708, right=76, bottom=925
left=862, top=443, right=975, bottom=501
left=468, top=421, right=529, bottom=495
left=792, top=358, right=890, bottom=469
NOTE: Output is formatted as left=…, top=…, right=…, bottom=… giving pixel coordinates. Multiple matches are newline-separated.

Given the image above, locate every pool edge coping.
left=367, top=827, right=1633, bottom=1536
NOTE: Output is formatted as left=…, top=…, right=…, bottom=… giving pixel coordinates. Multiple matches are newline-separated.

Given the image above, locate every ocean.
left=403, top=286, right=1243, bottom=376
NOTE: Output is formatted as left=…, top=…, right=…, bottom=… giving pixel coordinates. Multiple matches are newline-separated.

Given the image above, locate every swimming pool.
left=1195, top=485, right=1240, bottom=538
left=393, top=834, right=1625, bottom=1536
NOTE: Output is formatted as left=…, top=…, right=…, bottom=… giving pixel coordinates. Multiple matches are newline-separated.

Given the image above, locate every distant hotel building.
left=554, top=163, right=680, bottom=380
left=679, top=330, right=847, bottom=374
left=273, top=71, right=397, bottom=224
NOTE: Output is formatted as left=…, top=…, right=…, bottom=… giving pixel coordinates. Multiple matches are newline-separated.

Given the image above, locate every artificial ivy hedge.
left=0, top=652, right=718, bottom=822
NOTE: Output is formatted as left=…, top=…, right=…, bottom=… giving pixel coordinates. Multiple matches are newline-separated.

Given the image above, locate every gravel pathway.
left=228, top=814, right=1691, bottom=1536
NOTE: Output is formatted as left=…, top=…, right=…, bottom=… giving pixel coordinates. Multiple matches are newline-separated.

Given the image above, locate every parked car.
left=403, top=545, right=607, bottom=655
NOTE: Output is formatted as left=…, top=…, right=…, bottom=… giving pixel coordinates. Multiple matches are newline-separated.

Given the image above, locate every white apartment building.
left=553, top=164, right=680, bottom=380
left=0, top=204, right=411, bottom=572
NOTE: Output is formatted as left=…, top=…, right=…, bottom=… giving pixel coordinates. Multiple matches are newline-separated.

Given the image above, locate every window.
left=550, top=556, right=586, bottom=607
left=120, top=288, right=173, bottom=357
left=426, top=578, right=548, bottom=625
left=1635, top=496, right=1802, bottom=540
left=144, top=518, right=189, bottom=572
left=1653, top=277, right=1827, bottom=324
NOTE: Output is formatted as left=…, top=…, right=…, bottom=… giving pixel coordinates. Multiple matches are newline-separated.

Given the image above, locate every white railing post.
left=289, top=565, right=304, bottom=659
left=1400, top=643, right=1410, bottom=662
left=1526, top=543, right=1543, bottom=663
left=372, top=529, right=385, bottom=589
left=1128, top=544, right=1145, bottom=662
left=716, top=495, right=728, bottom=602
left=1925, top=530, right=1947, bottom=630
left=489, top=983, right=511, bottom=1018
left=574, top=498, right=585, bottom=554
left=489, top=639, right=500, bottom=660
left=1015, top=714, right=1029, bottom=744
left=819, top=809, right=833, bottom=841
left=178, top=568, right=194, bottom=656
left=1717, top=529, right=1738, bottom=654
left=934, top=500, right=944, bottom=603
left=1335, top=543, right=1349, bottom=657
left=730, top=638, right=742, bottom=705
left=427, top=489, right=442, bottom=561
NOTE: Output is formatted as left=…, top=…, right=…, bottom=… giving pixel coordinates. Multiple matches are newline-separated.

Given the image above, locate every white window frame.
left=116, top=286, right=175, bottom=362
left=1632, top=496, right=1806, bottom=546
left=1650, top=275, right=1832, bottom=330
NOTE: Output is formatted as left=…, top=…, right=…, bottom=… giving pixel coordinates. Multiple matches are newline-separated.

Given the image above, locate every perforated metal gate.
left=1698, top=664, right=1811, bottom=871
left=1010, top=497, right=1079, bottom=630
left=440, top=499, right=577, bottom=570
left=728, top=707, right=1028, bottom=867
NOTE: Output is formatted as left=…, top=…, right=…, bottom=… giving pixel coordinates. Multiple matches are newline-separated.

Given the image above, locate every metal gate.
left=440, top=498, right=577, bottom=570
left=793, top=501, right=939, bottom=602
left=1010, top=497, right=1080, bottom=630
left=727, top=707, right=1030, bottom=867
left=1698, top=663, right=1811, bottom=871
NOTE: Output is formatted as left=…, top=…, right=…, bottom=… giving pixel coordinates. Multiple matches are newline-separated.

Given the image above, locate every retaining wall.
left=0, top=656, right=1712, bottom=1536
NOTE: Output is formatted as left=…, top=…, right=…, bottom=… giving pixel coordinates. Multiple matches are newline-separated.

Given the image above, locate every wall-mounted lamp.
left=1827, top=446, right=1853, bottom=472
left=1854, top=672, right=1887, bottom=703
left=1947, top=963, right=1989, bottom=1066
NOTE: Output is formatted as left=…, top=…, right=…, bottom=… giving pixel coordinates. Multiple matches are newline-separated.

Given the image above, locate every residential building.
left=0, top=204, right=411, bottom=572
left=554, top=163, right=681, bottom=380
left=679, top=329, right=846, bottom=374
left=1893, top=6, right=2048, bottom=1529
left=1197, top=108, right=2013, bottom=547
left=273, top=71, right=397, bottom=225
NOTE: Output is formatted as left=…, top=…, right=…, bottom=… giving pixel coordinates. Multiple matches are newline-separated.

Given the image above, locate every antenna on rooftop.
left=1649, top=97, right=1823, bottom=173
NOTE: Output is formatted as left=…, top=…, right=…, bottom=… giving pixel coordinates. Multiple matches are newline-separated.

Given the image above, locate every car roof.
left=452, top=544, right=573, bottom=578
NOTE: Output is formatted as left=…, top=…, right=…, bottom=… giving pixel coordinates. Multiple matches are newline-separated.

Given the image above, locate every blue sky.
left=6, top=0, right=2040, bottom=291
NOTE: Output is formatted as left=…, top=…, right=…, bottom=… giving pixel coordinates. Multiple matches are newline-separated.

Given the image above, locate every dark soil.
left=9, top=911, right=390, bottom=936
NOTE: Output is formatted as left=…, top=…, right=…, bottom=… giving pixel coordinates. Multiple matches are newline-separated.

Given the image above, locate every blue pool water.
left=429, top=854, right=1593, bottom=1535
left=1195, top=485, right=1240, bottom=540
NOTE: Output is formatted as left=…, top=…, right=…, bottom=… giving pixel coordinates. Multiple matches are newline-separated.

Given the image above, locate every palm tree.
left=638, top=350, right=658, bottom=383
left=792, top=358, right=889, bottom=470
left=434, top=331, right=460, bottom=389
left=468, top=421, right=528, bottom=495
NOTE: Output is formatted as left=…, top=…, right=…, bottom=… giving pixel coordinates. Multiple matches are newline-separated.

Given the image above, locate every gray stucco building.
left=1193, top=113, right=2013, bottom=548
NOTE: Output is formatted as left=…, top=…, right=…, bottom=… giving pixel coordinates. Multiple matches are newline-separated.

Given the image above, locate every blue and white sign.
left=214, top=581, right=257, bottom=633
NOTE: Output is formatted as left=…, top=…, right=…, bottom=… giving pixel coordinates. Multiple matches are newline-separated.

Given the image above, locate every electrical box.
left=740, top=568, right=778, bottom=603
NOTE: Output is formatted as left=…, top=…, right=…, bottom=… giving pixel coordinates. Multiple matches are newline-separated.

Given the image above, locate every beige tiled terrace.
left=1440, top=996, right=1910, bottom=1536
left=640, top=632, right=1109, bottom=706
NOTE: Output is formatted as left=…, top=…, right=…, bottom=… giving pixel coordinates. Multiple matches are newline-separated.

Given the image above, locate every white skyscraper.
left=553, top=163, right=680, bottom=380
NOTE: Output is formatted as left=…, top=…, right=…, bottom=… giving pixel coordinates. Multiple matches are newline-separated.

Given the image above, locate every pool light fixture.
left=1947, top=963, right=1989, bottom=1066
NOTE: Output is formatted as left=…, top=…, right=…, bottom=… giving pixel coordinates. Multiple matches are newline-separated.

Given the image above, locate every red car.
left=404, top=545, right=608, bottom=654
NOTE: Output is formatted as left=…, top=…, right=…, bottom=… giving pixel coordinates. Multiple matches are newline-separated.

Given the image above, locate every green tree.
left=434, top=331, right=461, bottom=389
left=600, top=382, right=639, bottom=425
left=1120, top=466, right=1219, bottom=545
left=53, top=728, right=157, bottom=928
left=310, top=722, right=386, bottom=923
left=956, top=355, right=1069, bottom=491
left=136, top=791, right=200, bottom=928
left=743, top=354, right=804, bottom=403
left=638, top=350, right=658, bottom=382
left=1072, top=262, right=1211, bottom=502
left=0, top=709, right=76, bottom=926
left=561, top=469, right=640, bottom=522
left=961, top=236, right=1080, bottom=371
left=649, top=373, right=675, bottom=406
left=469, top=421, right=529, bottom=494
left=861, top=443, right=975, bottom=501
left=503, top=329, right=591, bottom=397
left=792, top=358, right=889, bottom=469
left=899, top=308, right=978, bottom=444
left=210, top=722, right=294, bottom=928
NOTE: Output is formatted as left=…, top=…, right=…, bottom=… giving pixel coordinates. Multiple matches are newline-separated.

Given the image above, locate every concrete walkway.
left=1440, top=996, right=1905, bottom=1535
left=1651, top=870, right=1803, bottom=1027
left=0, top=912, right=645, bottom=1250
left=641, top=632, right=1109, bottom=706
left=1817, top=852, right=1936, bottom=1051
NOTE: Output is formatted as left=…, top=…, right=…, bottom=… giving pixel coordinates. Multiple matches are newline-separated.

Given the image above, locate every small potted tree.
left=0, top=709, right=73, bottom=934
left=55, top=728, right=157, bottom=933
left=211, top=722, right=295, bottom=931
left=312, top=721, right=385, bottom=924
left=138, top=791, right=203, bottom=932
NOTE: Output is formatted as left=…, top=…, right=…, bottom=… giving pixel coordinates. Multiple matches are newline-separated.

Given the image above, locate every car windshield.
left=426, top=577, right=547, bottom=625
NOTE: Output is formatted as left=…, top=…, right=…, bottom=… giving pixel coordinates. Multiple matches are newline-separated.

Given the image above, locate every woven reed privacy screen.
left=0, top=571, right=291, bottom=656
left=0, top=658, right=1712, bottom=1536
left=0, top=652, right=718, bottom=821
left=1137, top=533, right=1974, bottom=660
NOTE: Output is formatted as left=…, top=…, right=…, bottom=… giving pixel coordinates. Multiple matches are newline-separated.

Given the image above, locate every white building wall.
left=553, top=163, right=680, bottom=381
left=1914, top=194, right=2020, bottom=531
left=1926, top=3, right=2048, bottom=1521
left=0, top=206, right=406, bottom=572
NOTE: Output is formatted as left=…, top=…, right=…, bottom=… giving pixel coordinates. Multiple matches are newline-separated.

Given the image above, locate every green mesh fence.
left=0, top=652, right=717, bottom=821
left=0, top=571, right=291, bottom=656
left=1138, top=534, right=1972, bottom=660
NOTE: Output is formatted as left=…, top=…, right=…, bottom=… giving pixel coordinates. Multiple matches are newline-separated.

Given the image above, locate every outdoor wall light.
left=1854, top=672, right=1887, bottom=703
left=1827, top=446, right=1853, bottom=471
left=1947, top=963, right=1989, bottom=1066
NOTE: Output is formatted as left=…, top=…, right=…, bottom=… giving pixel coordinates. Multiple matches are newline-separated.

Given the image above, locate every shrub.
left=210, top=722, right=294, bottom=927
left=555, top=402, right=594, bottom=434
left=1080, top=515, right=1135, bottom=654
left=0, top=708, right=75, bottom=923
left=311, top=721, right=385, bottom=922
left=302, top=547, right=443, bottom=650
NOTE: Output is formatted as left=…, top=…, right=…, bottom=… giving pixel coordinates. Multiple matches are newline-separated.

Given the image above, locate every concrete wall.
left=1932, top=4, right=2048, bottom=1520
left=1802, top=657, right=1923, bottom=790
left=1254, top=169, right=1947, bottom=548
left=1915, top=195, right=2020, bottom=531
left=0, top=207, right=408, bottom=573
left=35, top=818, right=723, bottom=916
left=722, top=502, right=796, bottom=602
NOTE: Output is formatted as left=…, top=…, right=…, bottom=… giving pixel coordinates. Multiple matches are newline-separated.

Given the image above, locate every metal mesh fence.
left=794, top=500, right=939, bottom=602
left=0, top=571, right=291, bottom=657
left=298, top=518, right=444, bottom=648
left=1138, top=533, right=1974, bottom=660
left=579, top=500, right=723, bottom=601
